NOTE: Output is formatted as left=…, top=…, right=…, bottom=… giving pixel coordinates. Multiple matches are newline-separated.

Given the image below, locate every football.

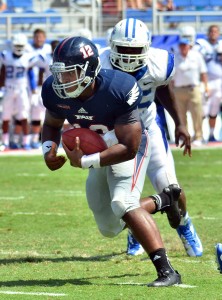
left=62, top=128, right=108, bottom=155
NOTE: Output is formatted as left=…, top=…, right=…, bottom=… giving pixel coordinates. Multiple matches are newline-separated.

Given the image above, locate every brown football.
left=62, top=128, right=107, bottom=154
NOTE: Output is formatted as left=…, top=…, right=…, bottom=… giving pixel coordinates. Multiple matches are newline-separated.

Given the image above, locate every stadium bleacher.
left=0, top=0, right=221, bottom=49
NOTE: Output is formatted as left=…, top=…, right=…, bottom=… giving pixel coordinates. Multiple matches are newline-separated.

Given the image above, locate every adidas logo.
left=153, top=255, right=161, bottom=261
left=78, top=107, right=88, bottom=114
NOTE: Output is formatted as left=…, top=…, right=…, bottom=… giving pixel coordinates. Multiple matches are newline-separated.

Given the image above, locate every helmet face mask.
left=110, top=18, right=151, bottom=72
left=50, top=36, right=101, bottom=99
left=51, top=61, right=91, bottom=98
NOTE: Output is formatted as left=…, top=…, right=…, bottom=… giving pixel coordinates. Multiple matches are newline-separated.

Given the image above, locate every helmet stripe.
left=125, top=18, right=130, bottom=37
left=57, top=37, right=73, bottom=58
left=125, top=18, right=137, bottom=39
left=132, top=18, right=136, bottom=38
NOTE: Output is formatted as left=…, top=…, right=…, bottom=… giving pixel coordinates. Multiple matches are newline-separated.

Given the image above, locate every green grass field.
left=0, top=148, right=222, bottom=299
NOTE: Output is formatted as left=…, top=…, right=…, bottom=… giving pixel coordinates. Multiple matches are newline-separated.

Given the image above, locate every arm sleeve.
left=28, top=68, right=37, bottom=91
left=115, top=108, right=140, bottom=125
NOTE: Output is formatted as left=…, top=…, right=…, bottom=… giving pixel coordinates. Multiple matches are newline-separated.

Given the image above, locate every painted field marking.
left=0, top=196, right=24, bottom=200
left=12, top=212, right=67, bottom=216
left=175, top=284, right=197, bottom=288
left=0, top=291, right=67, bottom=296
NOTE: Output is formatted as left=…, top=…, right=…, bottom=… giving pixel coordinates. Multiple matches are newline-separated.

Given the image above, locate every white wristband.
left=81, top=153, right=100, bottom=169
left=42, top=141, right=57, bottom=155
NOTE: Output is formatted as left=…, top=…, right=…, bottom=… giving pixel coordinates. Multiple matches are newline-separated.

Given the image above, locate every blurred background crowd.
left=0, top=0, right=222, bottom=151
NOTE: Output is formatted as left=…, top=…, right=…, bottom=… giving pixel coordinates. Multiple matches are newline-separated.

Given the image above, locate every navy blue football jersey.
left=41, top=69, right=143, bottom=133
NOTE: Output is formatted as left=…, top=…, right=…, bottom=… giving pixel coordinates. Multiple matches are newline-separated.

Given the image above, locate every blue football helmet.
left=50, top=36, right=101, bottom=98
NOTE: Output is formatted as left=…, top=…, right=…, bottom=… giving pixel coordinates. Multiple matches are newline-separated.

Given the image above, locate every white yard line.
left=0, top=196, right=25, bottom=200
left=0, top=291, right=67, bottom=296
left=12, top=212, right=67, bottom=216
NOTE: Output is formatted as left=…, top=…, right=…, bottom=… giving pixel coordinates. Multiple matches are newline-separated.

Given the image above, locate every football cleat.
left=147, top=269, right=182, bottom=287
left=208, top=135, right=217, bottom=142
left=23, top=144, right=32, bottom=151
left=0, top=143, right=9, bottom=151
left=177, top=217, right=203, bottom=257
left=215, top=243, right=222, bottom=273
left=162, top=184, right=182, bottom=229
left=9, top=141, right=20, bottom=149
left=127, top=232, right=144, bottom=256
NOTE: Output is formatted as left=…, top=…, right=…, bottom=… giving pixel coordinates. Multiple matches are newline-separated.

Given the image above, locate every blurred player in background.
left=26, top=28, right=52, bottom=149
left=196, top=25, right=222, bottom=142
left=41, top=36, right=182, bottom=287
left=99, top=18, right=202, bottom=257
left=0, top=33, right=38, bottom=150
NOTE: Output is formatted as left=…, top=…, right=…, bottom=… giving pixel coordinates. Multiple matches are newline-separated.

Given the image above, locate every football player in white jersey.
left=26, top=28, right=52, bottom=149
left=195, top=25, right=222, bottom=142
left=0, top=33, right=38, bottom=150
left=100, top=18, right=203, bottom=257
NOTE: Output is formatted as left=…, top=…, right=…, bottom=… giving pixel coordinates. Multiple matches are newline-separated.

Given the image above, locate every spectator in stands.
left=26, top=29, right=52, bottom=149
left=196, top=25, right=222, bottom=142
left=172, top=37, right=208, bottom=147
left=146, top=0, right=174, bottom=11
left=127, top=0, right=146, bottom=10
left=0, top=0, right=6, bottom=12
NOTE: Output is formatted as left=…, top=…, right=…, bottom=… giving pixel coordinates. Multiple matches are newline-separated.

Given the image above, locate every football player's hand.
left=44, top=142, right=67, bottom=170
left=62, top=137, right=84, bottom=168
left=175, top=125, right=192, bottom=157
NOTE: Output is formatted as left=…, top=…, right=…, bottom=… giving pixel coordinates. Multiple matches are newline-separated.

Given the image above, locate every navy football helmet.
left=50, top=36, right=101, bottom=98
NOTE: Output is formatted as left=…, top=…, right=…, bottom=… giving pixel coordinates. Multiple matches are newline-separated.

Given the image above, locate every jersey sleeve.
left=114, top=75, right=143, bottom=118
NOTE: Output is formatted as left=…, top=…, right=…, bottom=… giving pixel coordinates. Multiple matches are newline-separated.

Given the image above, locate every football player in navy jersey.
left=41, top=36, right=182, bottom=287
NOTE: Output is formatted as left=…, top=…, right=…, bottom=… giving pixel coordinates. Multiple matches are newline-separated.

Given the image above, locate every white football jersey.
left=195, top=38, right=222, bottom=80
left=25, top=43, right=52, bottom=81
left=0, top=50, right=39, bottom=87
left=37, top=53, right=53, bottom=81
left=99, top=46, right=175, bottom=128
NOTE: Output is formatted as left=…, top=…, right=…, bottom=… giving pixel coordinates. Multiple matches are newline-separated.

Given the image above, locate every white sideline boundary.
left=0, top=291, right=67, bottom=296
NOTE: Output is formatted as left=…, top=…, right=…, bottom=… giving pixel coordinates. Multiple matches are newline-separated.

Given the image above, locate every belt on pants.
left=177, top=85, right=198, bottom=89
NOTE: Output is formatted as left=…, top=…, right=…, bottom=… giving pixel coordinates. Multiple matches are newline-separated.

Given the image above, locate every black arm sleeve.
left=115, top=108, right=140, bottom=125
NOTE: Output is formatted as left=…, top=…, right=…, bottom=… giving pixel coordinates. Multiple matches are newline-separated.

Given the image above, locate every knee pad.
left=31, top=120, right=41, bottom=126
left=15, top=120, right=22, bottom=126
left=111, top=198, right=128, bottom=219
left=209, top=115, right=217, bottom=119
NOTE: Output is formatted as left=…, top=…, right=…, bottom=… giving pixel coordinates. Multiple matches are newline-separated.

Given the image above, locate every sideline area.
left=1, top=141, right=222, bottom=156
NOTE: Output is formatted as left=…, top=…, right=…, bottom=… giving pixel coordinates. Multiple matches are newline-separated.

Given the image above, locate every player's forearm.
left=41, top=123, right=62, bottom=147
left=156, top=85, right=184, bottom=127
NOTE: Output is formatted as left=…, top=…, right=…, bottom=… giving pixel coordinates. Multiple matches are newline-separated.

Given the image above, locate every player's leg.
left=107, top=138, right=181, bottom=287
left=207, top=79, right=222, bottom=142
left=147, top=118, right=203, bottom=257
left=86, top=167, right=126, bottom=238
left=11, top=119, right=22, bottom=149
left=16, top=88, right=31, bottom=150
left=1, top=89, right=14, bottom=150
left=30, top=90, right=45, bottom=149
